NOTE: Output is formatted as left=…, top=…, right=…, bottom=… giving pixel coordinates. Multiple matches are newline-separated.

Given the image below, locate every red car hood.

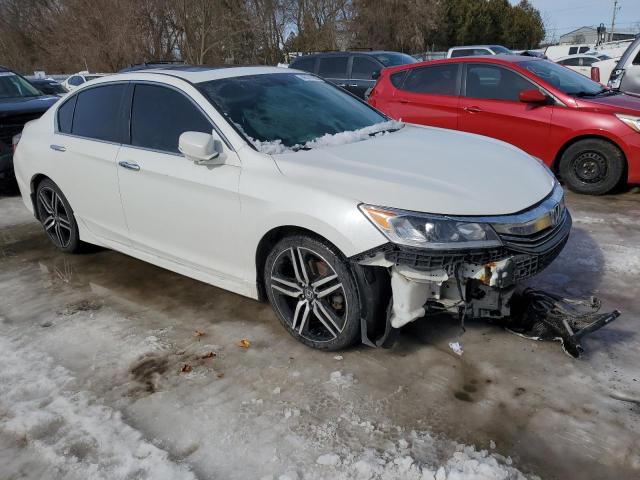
left=578, top=93, right=640, bottom=114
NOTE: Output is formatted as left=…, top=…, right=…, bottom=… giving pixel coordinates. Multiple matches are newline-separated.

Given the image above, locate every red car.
left=368, top=55, right=640, bottom=195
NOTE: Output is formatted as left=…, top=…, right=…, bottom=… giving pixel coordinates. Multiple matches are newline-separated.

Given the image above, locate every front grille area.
left=497, top=210, right=572, bottom=254
left=384, top=246, right=509, bottom=275
left=351, top=210, right=572, bottom=283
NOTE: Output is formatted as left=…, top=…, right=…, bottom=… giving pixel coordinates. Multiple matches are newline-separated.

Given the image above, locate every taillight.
left=590, top=67, right=600, bottom=83
left=12, top=133, right=22, bottom=154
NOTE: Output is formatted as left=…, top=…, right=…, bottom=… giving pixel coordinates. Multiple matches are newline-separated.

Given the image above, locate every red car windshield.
left=518, top=60, right=607, bottom=97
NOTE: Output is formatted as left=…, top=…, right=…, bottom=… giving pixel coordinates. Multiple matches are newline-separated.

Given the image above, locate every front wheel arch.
left=552, top=134, right=627, bottom=177
left=255, top=226, right=345, bottom=302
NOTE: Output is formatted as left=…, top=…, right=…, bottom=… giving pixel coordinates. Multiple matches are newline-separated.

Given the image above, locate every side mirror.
left=519, top=89, right=548, bottom=104
left=372, top=70, right=381, bottom=80
left=179, top=131, right=223, bottom=166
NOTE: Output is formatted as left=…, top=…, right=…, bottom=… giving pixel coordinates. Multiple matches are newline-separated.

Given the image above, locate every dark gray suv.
left=289, top=51, right=416, bottom=99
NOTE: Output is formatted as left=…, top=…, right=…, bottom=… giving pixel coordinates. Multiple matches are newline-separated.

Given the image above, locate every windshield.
left=372, top=52, right=417, bottom=66
left=491, top=46, right=512, bottom=54
left=0, top=72, right=42, bottom=99
left=198, top=73, right=389, bottom=150
left=518, top=59, right=605, bottom=96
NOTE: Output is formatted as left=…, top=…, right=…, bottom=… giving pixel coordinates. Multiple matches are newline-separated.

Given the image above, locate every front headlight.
left=615, top=113, right=640, bottom=133
left=359, top=204, right=502, bottom=250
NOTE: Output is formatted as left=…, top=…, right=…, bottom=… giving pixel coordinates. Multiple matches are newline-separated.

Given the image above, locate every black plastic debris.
left=500, top=288, right=620, bottom=358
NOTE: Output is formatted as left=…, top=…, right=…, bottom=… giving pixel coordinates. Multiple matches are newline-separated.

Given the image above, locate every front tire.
left=264, top=235, right=362, bottom=350
left=559, top=139, right=625, bottom=195
left=35, top=179, right=81, bottom=253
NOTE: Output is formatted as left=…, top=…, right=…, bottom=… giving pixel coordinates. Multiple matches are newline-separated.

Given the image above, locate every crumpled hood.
left=273, top=124, right=555, bottom=216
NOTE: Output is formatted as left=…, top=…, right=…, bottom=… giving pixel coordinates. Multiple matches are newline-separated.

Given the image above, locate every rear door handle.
left=118, top=160, right=140, bottom=171
left=348, top=84, right=358, bottom=88
left=398, top=99, right=410, bottom=104
left=463, top=106, right=482, bottom=113
left=50, top=144, right=66, bottom=152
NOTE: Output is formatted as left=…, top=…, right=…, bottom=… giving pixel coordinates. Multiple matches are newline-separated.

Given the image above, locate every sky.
left=510, top=0, right=640, bottom=42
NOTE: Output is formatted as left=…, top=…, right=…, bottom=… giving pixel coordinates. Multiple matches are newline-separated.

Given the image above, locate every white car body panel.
left=13, top=67, right=556, bottom=302
left=274, top=124, right=554, bottom=216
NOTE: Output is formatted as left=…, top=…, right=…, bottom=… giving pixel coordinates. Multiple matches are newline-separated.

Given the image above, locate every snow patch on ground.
left=306, top=434, right=534, bottom=480
left=0, top=335, right=195, bottom=480
left=242, top=121, right=404, bottom=154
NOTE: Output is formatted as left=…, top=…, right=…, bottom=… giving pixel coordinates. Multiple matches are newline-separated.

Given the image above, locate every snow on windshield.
left=242, top=120, right=405, bottom=155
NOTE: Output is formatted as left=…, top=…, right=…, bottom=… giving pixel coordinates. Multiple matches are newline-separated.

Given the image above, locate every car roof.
left=556, top=54, right=599, bottom=60
left=381, top=55, right=542, bottom=75
left=100, top=66, right=296, bottom=84
left=449, top=45, right=505, bottom=50
left=292, top=50, right=404, bottom=59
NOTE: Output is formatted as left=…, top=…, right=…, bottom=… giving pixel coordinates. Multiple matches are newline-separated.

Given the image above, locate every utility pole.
left=609, top=0, right=619, bottom=42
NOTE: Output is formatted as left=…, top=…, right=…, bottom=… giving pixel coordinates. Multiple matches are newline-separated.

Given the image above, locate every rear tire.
left=264, top=235, right=363, bottom=350
left=35, top=179, right=81, bottom=253
left=559, top=139, right=625, bottom=195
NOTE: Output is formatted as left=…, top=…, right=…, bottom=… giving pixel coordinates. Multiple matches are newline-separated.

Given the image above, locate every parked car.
left=0, top=66, right=58, bottom=189
left=13, top=66, right=570, bottom=350
left=544, top=44, right=592, bottom=61
left=61, top=72, right=107, bottom=91
left=289, top=51, right=416, bottom=99
left=556, top=54, right=617, bottom=84
left=368, top=55, right=640, bottom=195
left=609, top=35, right=640, bottom=96
left=446, top=45, right=512, bottom=58
left=119, top=61, right=188, bottom=73
left=29, top=78, right=68, bottom=97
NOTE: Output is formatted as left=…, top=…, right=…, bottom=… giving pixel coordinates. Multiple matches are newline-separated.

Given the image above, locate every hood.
left=0, top=95, right=58, bottom=117
left=577, top=92, right=640, bottom=114
left=273, top=125, right=555, bottom=216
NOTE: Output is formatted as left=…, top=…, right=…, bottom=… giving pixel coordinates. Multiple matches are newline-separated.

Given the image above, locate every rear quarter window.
left=57, top=96, right=77, bottom=134
left=390, top=71, right=407, bottom=88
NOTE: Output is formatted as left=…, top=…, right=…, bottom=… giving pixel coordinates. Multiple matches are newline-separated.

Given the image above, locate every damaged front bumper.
left=353, top=189, right=572, bottom=332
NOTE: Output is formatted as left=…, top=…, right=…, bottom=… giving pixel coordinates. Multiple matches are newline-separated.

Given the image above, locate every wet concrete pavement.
left=0, top=190, right=639, bottom=479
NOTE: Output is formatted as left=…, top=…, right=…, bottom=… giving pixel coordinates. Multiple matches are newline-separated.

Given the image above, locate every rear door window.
left=401, top=64, right=459, bottom=95
left=318, top=56, right=348, bottom=78
left=71, top=84, right=126, bottom=142
left=351, top=57, right=380, bottom=80
left=291, top=56, right=316, bottom=73
left=129, top=83, right=212, bottom=154
left=465, top=64, right=536, bottom=101
left=559, top=58, right=581, bottom=66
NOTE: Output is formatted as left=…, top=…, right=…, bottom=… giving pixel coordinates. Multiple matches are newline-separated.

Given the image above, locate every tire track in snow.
left=0, top=335, right=196, bottom=480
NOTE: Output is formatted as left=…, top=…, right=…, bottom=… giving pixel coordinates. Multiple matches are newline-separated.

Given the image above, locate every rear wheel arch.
left=30, top=174, right=51, bottom=219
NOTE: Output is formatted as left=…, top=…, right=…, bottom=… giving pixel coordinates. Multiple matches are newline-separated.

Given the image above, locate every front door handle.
left=50, top=144, right=66, bottom=152
left=398, top=98, right=410, bottom=104
left=118, top=160, right=140, bottom=171
left=463, top=106, right=482, bottom=113
left=348, top=84, right=358, bottom=88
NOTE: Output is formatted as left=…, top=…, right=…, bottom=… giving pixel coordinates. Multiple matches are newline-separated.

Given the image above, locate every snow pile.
left=0, top=336, right=195, bottom=480
left=307, top=438, right=534, bottom=480
left=448, top=342, right=464, bottom=356
left=242, top=120, right=404, bottom=154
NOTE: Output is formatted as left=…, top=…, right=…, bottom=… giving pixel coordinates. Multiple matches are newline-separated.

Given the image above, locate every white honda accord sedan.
left=13, top=66, right=571, bottom=350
